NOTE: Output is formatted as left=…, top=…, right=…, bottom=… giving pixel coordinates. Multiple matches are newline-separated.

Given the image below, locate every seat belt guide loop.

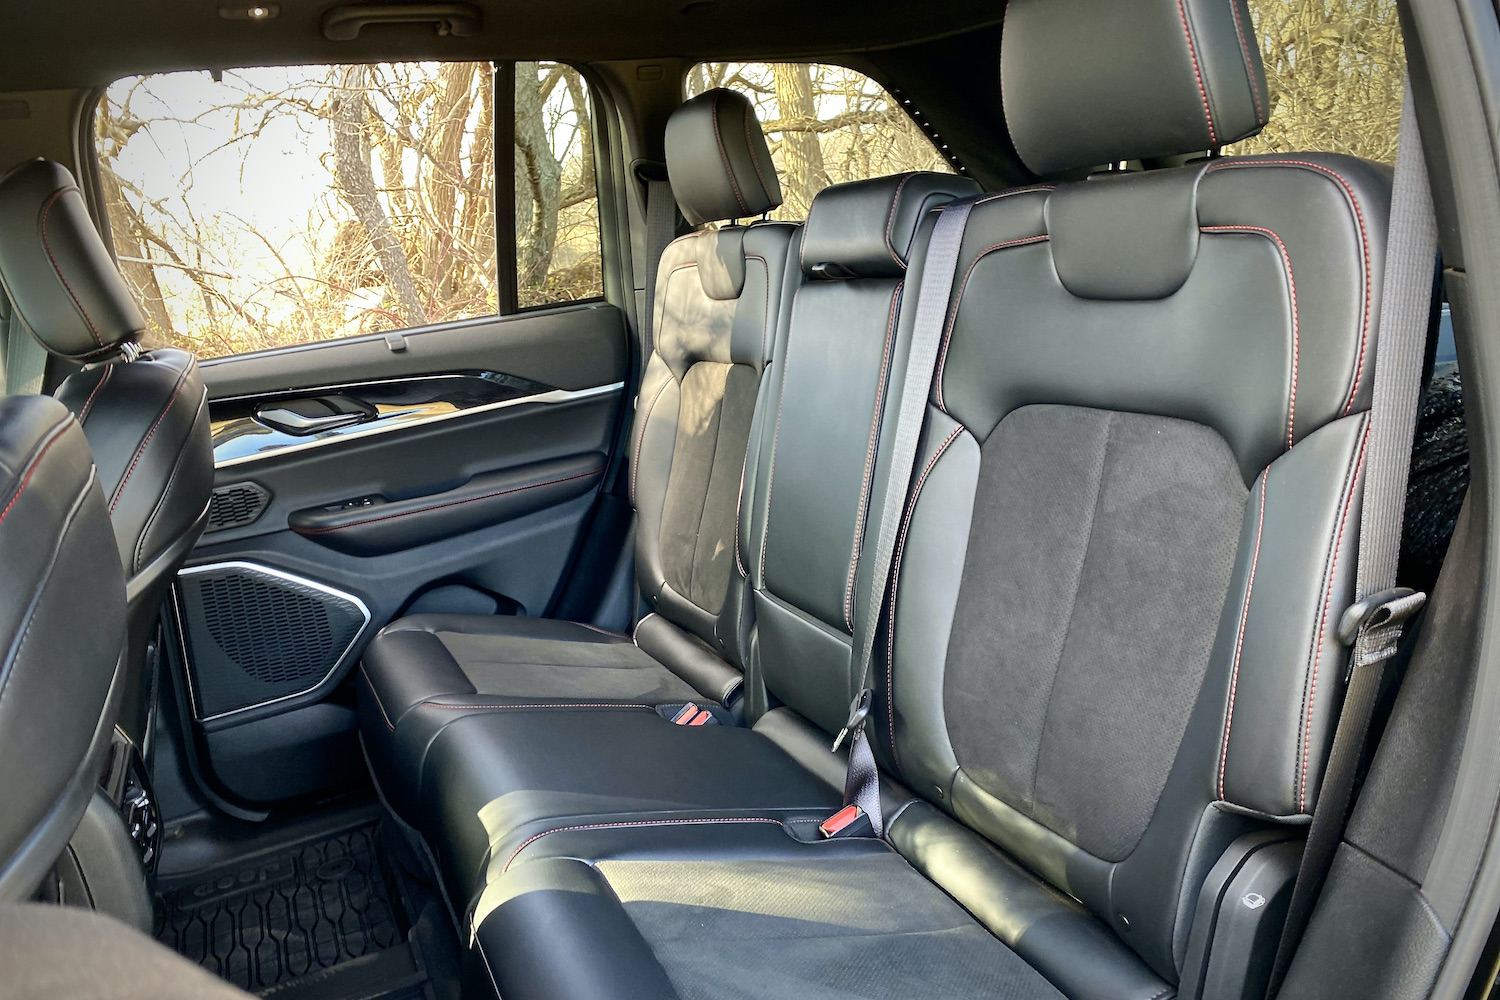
left=1337, top=588, right=1426, bottom=680
left=832, top=688, right=874, bottom=752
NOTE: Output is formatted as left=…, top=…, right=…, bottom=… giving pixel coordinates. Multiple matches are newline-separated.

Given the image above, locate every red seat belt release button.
left=819, top=804, right=873, bottom=839
left=672, top=703, right=700, bottom=725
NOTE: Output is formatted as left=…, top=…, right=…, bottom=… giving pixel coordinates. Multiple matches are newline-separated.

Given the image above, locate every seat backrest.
left=740, top=171, right=979, bottom=732
left=0, top=158, right=214, bottom=740
left=879, top=0, right=1389, bottom=982
left=0, top=394, right=127, bottom=899
left=630, top=89, right=798, bottom=672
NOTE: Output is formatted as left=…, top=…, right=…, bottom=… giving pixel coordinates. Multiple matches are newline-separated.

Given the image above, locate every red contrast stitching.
left=1202, top=226, right=1299, bottom=449
left=711, top=92, right=750, bottom=217
left=631, top=378, right=673, bottom=504
left=1217, top=471, right=1267, bottom=801
left=0, top=422, right=67, bottom=527
left=743, top=104, right=774, bottom=206
left=845, top=282, right=904, bottom=632
left=1228, top=0, right=1265, bottom=124
left=934, top=235, right=1050, bottom=413
left=972, top=184, right=1055, bottom=206
left=1299, top=419, right=1370, bottom=812
left=110, top=364, right=189, bottom=514
left=1175, top=0, right=1218, bottom=145
left=886, top=424, right=964, bottom=760
left=1209, top=159, right=1372, bottom=415
left=883, top=174, right=917, bottom=268
left=502, top=817, right=784, bottom=873
left=296, top=467, right=603, bottom=535
left=39, top=189, right=104, bottom=349
left=76, top=363, right=113, bottom=424
left=420, top=701, right=652, bottom=712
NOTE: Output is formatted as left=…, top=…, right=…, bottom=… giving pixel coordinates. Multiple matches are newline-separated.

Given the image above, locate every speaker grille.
left=207, top=482, right=271, bottom=532
left=177, top=564, right=367, bottom=718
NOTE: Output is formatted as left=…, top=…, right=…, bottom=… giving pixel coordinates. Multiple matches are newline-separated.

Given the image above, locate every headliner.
left=0, top=0, right=1007, bottom=92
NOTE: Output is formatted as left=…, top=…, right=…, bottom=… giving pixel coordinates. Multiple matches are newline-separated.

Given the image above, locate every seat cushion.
left=360, top=614, right=704, bottom=816
left=416, top=707, right=843, bottom=906
left=473, top=849, right=1067, bottom=1000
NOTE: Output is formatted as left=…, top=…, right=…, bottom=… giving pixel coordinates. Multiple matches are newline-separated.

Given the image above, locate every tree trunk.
left=332, top=65, right=427, bottom=327
left=772, top=63, right=828, bottom=218
left=514, top=62, right=563, bottom=290
left=98, top=166, right=176, bottom=348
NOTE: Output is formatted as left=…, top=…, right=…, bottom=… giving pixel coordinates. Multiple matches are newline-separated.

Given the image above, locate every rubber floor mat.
left=155, top=824, right=409, bottom=994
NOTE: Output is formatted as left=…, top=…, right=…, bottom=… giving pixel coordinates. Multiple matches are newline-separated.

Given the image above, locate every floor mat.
left=155, top=823, right=425, bottom=997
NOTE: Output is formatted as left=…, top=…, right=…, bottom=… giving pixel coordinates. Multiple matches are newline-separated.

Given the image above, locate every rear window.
left=687, top=63, right=955, bottom=220
left=1223, top=0, right=1405, bottom=163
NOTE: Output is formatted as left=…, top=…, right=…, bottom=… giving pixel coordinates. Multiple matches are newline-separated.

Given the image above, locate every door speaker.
left=175, top=562, right=369, bottom=720
left=206, top=482, right=272, bottom=532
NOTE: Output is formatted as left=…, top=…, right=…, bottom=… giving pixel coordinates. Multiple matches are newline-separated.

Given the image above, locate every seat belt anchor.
left=831, top=688, right=874, bottom=753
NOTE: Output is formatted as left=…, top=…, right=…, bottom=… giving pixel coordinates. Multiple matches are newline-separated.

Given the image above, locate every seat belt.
left=637, top=162, right=677, bottom=376
left=1265, top=82, right=1439, bottom=996
left=828, top=194, right=980, bottom=839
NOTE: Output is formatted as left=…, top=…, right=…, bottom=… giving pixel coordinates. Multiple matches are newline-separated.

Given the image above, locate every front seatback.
left=631, top=89, right=797, bottom=679
left=0, top=159, right=214, bottom=743
left=0, top=395, right=127, bottom=898
left=881, top=0, right=1388, bottom=985
left=741, top=171, right=980, bottom=732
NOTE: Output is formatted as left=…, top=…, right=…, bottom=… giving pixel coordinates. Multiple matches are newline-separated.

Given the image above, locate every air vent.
left=207, top=482, right=271, bottom=532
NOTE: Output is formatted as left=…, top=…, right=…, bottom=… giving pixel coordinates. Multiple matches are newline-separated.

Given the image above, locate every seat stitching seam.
left=884, top=173, right=917, bottom=268
left=886, top=423, right=964, bottom=762
left=711, top=91, right=750, bottom=217
left=361, top=666, right=397, bottom=732
left=759, top=323, right=796, bottom=579
left=1175, top=0, right=1218, bottom=145
left=683, top=370, right=729, bottom=603
left=631, top=377, right=674, bottom=504
left=135, top=382, right=206, bottom=573
left=1299, top=416, right=1369, bottom=811
left=1218, top=470, right=1267, bottom=801
left=846, top=281, right=903, bottom=632
left=0, top=418, right=70, bottom=527
left=934, top=234, right=1049, bottom=413
left=39, top=188, right=105, bottom=349
left=76, top=363, right=113, bottom=423
left=742, top=104, right=774, bottom=206
left=1228, top=0, right=1266, bottom=124
left=1207, top=159, right=1371, bottom=414
left=420, top=702, right=653, bottom=711
left=110, top=361, right=191, bottom=514
left=295, top=466, right=603, bottom=534
left=1202, top=226, right=1299, bottom=448
left=734, top=257, right=772, bottom=583
left=502, top=817, right=784, bottom=873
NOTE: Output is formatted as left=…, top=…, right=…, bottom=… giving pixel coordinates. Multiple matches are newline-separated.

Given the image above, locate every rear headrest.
left=665, top=89, right=782, bottom=226
left=0, top=159, right=144, bottom=362
left=1002, top=0, right=1268, bottom=175
left=801, top=172, right=983, bottom=279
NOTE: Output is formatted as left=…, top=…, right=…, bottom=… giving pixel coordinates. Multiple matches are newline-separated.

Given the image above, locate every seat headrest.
left=0, top=159, right=145, bottom=362
left=666, top=89, right=783, bottom=226
left=801, top=172, right=983, bottom=280
left=1002, top=0, right=1269, bottom=175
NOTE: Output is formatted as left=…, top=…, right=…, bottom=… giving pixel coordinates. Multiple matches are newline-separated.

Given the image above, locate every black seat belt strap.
left=639, top=165, right=676, bottom=376
left=832, top=195, right=980, bottom=838
left=1266, top=81, right=1438, bottom=996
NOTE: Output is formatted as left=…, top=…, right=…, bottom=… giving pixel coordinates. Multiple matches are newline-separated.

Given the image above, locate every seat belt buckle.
left=670, top=703, right=716, bottom=727
left=1336, top=587, right=1427, bottom=678
left=831, top=688, right=873, bottom=752
left=818, top=804, right=874, bottom=839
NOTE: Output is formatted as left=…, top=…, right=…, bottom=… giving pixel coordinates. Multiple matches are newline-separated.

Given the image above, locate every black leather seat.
left=359, top=87, right=800, bottom=814
left=0, top=159, right=214, bottom=745
left=450, top=1, right=1396, bottom=998
left=0, top=394, right=127, bottom=898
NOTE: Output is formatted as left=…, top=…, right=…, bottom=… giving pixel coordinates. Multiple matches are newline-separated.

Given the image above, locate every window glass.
left=686, top=63, right=954, bottom=220
left=98, top=61, right=603, bottom=360
left=514, top=62, right=603, bottom=309
left=1222, top=0, right=1404, bottom=163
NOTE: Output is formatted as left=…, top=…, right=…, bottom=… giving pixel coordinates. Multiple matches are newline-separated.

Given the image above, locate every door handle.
left=254, top=396, right=377, bottom=436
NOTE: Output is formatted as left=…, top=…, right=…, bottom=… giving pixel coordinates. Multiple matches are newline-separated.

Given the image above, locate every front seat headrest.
left=0, top=158, right=146, bottom=363
left=665, top=89, right=783, bottom=226
left=1002, top=0, right=1269, bottom=175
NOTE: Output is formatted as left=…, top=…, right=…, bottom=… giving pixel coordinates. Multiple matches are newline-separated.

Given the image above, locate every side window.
left=686, top=63, right=955, bottom=219
left=96, top=62, right=603, bottom=361
left=1223, top=0, right=1404, bottom=162
left=513, top=62, right=602, bottom=309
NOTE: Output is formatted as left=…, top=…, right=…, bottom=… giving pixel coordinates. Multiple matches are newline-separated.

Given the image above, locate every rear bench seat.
left=364, top=0, right=1395, bottom=997
left=359, top=87, right=798, bottom=812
